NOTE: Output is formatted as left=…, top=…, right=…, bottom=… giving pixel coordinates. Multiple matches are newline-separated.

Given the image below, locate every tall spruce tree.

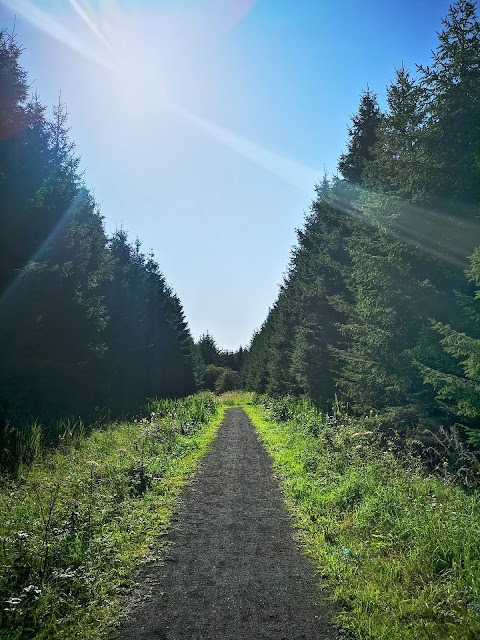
left=243, top=180, right=350, bottom=407
left=338, top=89, right=382, bottom=184
left=243, top=1, right=480, bottom=438
left=0, top=29, right=197, bottom=439
left=418, top=246, right=480, bottom=448
left=366, top=67, right=426, bottom=199
left=418, top=0, right=480, bottom=204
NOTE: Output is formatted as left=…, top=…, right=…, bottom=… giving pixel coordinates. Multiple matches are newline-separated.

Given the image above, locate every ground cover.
left=244, top=394, right=480, bottom=640
left=116, top=406, right=341, bottom=640
left=0, top=393, right=222, bottom=640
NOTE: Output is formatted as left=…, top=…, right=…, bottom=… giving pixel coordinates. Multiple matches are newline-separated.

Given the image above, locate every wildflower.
left=4, top=597, right=22, bottom=612
left=22, top=585, right=41, bottom=601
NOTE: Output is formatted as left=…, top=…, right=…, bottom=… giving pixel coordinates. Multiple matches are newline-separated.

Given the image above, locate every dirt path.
left=116, top=408, right=343, bottom=640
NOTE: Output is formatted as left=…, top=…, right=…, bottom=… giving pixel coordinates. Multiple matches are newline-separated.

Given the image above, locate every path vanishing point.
left=116, top=408, right=343, bottom=640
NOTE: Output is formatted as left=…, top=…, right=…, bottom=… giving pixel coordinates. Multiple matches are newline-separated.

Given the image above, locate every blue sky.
left=0, top=0, right=452, bottom=349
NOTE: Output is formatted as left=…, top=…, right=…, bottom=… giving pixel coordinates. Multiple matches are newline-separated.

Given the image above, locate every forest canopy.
left=242, top=0, right=480, bottom=451
left=0, top=28, right=198, bottom=455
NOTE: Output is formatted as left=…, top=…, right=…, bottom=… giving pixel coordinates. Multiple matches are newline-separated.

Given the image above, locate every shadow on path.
left=116, top=407, right=343, bottom=640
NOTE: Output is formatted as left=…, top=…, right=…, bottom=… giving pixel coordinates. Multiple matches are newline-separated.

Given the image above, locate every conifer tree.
left=0, top=29, right=198, bottom=436
left=338, top=89, right=382, bottom=184
left=418, top=0, right=480, bottom=203
left=242, top=320, right=274, bottom=393
left=418, top=246, right=480, bottom=447
left=243, top=181, right=350, bottom=407
left=366, top=67, right=426, bottom=199
left=197, top=333, right=220, bottom=366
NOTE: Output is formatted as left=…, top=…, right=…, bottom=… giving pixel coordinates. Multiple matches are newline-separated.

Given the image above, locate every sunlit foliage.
left=243, top=0, right=480, bottom=457
left=0, top=28, right=197, bottom=467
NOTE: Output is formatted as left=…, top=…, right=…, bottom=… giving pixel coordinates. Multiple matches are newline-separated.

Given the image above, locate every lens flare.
left=325, top=182, right=480, bottom=269
left=66, top=0, right=113, bottom=52
left=173, top=104, right=319, bottom=192
left=0, top=0, right=117, bottom=71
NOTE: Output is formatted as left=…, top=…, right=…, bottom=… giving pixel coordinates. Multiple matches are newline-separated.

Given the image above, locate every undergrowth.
left=245, top=394, right=480, bottom=640
left=0, top=392, right=221, bottom=640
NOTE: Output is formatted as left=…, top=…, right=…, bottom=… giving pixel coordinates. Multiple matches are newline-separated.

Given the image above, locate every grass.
left=243, top=394, right=480, bottom=640
left=217, top=390, right=255, bottom=407
left=0, top=392, right=223, bottom=640
left=4, top=390, right=479, bottom=639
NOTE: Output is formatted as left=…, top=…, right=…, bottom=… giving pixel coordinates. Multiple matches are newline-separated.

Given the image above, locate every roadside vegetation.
left=0, top=393, right=221, bottom=640
left=0, top=28, right=244, bottom=474
left=2, top=2, right=480, bottom=639
left=244, top=394, right=480, bottom=640
left=242, top=1, right=480, bottom=471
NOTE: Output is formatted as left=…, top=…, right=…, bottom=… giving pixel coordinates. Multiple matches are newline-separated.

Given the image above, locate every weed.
left=246, top=396, right=480, bottom=640
left=0, top=392, right=221, bottom=639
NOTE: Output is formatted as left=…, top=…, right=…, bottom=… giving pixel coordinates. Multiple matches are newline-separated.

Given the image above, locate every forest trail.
left=116, top=407, right=342, bottom=640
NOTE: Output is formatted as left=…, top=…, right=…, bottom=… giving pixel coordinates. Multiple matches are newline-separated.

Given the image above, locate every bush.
left=203, top=365, right=241, bottom=393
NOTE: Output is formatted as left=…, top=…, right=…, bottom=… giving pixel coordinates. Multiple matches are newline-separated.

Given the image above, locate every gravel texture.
left=115, top=407, right=343, bottom=640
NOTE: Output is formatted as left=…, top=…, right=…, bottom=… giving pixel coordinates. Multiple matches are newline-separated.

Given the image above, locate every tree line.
left=196, top=332, right=246, bottom=393
left=0, top=29, right=209, bottom=453
left=243, top=0, right=480, bottom=451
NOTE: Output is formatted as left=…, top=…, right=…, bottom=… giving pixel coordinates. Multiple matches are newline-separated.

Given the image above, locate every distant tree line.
left=243, top=0, right=480, bottom=450
left=195, top=332, right=245, bottom=393
left=0, top=29, right=198, bottom=440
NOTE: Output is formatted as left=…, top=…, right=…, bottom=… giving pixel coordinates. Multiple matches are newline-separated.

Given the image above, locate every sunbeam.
left=174, top=104, right=319, bottom=192
left=66, top=0, right=114, bottom=53
left=325, top=182, right=480, bottom=269
left=1, top=0, right=317, bottom=194
left=0, top=189, right=90, bottom=324
left=0, top=0, right=117, bottom=71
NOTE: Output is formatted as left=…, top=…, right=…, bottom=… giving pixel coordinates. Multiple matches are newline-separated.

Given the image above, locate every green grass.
left=5, top=390, right=479, bottom=639
left=244, top=395, right=480, bottom=640
left=0, top=392, right=223, bottom=640
left=216, top=390, right=255, bottom=406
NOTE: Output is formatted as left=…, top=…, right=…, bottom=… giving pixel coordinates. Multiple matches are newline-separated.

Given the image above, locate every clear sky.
left=0, top=0, right=453, bottom=350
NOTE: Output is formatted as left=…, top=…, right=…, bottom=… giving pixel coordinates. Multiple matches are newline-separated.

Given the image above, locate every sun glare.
left=1, top=0, right=319, bottom=191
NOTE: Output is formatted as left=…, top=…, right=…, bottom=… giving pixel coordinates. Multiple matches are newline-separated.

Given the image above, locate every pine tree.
left=338, top=89, right=382, bottom=184
left=418, top=0, right=480, bottom=204
left=418, top=245, right=480, bottom=447
left=366, top=67, right=426, bottom=199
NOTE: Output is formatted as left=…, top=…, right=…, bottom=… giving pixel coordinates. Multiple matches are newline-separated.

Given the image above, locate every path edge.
left=242, top=403, right=346, bottom=637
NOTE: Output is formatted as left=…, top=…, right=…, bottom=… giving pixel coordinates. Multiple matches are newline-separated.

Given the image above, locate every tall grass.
left=0, top=393, right=219, bottom=476
left=245, top=395, right=480, bottom=640
left=146, top=392, right=217, bottom=432
left=0, top=408, right=88, bottom=474
left=0, top=392, right=221, bottom=640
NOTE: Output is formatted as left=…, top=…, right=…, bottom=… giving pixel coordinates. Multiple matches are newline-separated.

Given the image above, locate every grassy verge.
left=244, top=396, right=480, bottom=640
left=0, top=393, right=223, bottom=640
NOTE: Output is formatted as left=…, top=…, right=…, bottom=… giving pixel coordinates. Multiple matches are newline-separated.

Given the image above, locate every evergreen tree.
left=103, top=231, right=196, bottom=410
left=366, top=67, right=426, bottom=199
left=197, top=332, right=220, bottom=366
left=418, top=0, right=480, bottom=204
left=243, top=181, right=350, bottom=407
left=0, top=33, right=111, bottom=416
left=338, top=89, right=382, bottom=184
left=0, top=29, right=197, bottom=441
left=418, top=246, right=480, bottom=447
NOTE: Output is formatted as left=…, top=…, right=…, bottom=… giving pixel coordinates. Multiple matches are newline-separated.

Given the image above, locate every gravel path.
left=116, top=407, right=342, bottom=640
